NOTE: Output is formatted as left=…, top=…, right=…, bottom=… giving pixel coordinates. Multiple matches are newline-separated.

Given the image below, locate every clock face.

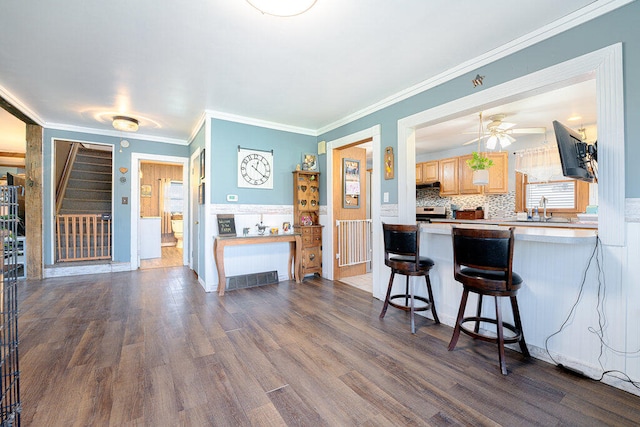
left=238, top=149, right=274, bottom=189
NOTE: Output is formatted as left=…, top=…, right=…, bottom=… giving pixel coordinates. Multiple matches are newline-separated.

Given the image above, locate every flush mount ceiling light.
left=246, top=0, right=317, bottom=17
left=112, top=116, right=139, bottom=132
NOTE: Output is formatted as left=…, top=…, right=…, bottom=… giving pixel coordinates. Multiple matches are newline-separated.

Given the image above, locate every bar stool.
left=448, top=226, right=530, bottom=375
left=380, top=223, right=439, bottom=334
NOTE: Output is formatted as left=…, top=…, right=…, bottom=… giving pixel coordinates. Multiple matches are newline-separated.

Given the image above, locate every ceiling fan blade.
left=463, top=136, right=481, bottom=146
left=497, top=122, right=516, bottom=131
left=510, top=127, right=547, bottom=134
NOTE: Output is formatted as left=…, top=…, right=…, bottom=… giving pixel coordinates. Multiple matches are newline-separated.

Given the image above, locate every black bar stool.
left=380, top=223, right=439, bottom=334
left=448, top=226, right=530, bottom=375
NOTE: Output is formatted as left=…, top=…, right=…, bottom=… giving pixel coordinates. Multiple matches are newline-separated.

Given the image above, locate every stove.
left=416, top=206, right=446, bottom=222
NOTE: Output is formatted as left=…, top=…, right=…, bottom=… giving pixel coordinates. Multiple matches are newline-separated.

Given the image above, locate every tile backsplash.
left=417, top=187, right=516, bottom=219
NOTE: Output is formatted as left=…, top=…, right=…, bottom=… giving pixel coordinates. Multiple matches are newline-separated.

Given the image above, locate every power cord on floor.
left=544, top=235, right=640, bottom=390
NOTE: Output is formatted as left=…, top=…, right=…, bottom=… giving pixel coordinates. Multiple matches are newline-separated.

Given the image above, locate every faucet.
left=539, top=196, right=549, bottom=221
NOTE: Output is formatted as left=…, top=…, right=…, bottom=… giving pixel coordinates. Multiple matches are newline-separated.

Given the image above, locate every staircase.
left=56, top=145, right=113, bottom=262
left=58, top=146, right=112, bottom=215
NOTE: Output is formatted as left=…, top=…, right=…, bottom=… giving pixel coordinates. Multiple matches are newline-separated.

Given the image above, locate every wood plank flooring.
left=18, top=267, right=640, bottom=426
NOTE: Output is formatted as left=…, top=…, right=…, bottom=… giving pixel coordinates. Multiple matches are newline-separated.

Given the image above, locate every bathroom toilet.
left=171, top=214, right=184, bottom=249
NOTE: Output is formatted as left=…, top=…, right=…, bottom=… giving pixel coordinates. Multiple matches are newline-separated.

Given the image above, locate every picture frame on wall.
left=198, top=182, right=205, bottom=204
left=199, top=149, right=206, bottom=179
left=140, top=184, right=152, bottom=198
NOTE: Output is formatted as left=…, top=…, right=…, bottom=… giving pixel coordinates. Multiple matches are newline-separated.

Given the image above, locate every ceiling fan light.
left=246, top=0, right=317, bottom=17
left=112, top=116, right=139, bottom=132
left=499, top=135, right=512, bottom=148
left=486, top=135, right=498, bottom=150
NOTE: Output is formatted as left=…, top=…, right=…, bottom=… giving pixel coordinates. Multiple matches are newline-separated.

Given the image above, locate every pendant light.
left=472, top=112, right=490, bottom=186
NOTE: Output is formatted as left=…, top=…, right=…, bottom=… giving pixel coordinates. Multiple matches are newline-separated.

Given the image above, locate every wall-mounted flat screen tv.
left=552, top=120, right=597, bottom=183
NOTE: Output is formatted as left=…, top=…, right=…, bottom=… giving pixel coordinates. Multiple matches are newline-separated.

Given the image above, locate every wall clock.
left=238, top=147, right=274, bottom=189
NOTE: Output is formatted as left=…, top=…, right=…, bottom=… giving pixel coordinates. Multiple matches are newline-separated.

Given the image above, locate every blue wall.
left=318, top=2, right=640, bottom=200
left=209, top=119, right=317, bottom=205
left=43, top=129, right=189, bottom=264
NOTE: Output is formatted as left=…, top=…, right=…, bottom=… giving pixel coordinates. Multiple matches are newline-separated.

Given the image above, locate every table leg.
left=294, top=234, right=302, bottom=283
left=213, top=238, right=227, bottom=296
left=288, top=242, right=295, bottom=281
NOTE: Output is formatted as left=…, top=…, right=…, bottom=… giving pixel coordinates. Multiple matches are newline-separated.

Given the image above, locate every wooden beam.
left=0, top=152, right=26, bottom=158
left=0, top=95, right=37, bottom=125
left=25, top=124, right=43, bottom=279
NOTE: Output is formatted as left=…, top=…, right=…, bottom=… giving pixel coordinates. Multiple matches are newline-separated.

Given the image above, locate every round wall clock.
left=238, top=148, right=274, bottom=189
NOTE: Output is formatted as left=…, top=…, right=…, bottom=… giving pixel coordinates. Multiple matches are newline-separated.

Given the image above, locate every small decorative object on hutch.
left=293, top=170, right=322, bottom=278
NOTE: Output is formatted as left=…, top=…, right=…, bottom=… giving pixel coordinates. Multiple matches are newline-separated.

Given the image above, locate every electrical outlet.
left=122, top=197, right=128, bottom=205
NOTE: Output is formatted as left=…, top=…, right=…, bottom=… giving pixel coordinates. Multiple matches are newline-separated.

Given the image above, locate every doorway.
left=130, top=153, right=189, bottom=269
left=327, top=126, right=381, bottom=296
left=138, top=160, right=185, bottom=269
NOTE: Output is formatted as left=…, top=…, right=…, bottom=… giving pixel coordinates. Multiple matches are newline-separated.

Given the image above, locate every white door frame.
left=130, top=153, right=190, bottom=268
left=326, top=125, right=382, bottom=297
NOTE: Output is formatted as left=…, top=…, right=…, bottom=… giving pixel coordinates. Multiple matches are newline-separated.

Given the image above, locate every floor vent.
left=226, top=270, right=279, bottom=291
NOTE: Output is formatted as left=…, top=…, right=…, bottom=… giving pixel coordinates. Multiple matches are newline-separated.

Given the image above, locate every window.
left=515, top=173, right=590, bottom=214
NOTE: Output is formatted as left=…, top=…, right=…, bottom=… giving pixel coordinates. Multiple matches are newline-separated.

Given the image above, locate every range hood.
left=416, top=181, right=440, bottom=189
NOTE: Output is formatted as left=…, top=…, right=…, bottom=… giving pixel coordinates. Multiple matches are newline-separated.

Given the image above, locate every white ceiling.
left=0, top=0, right=621, bottom=145
left=415, top=79, right=597, bottom=154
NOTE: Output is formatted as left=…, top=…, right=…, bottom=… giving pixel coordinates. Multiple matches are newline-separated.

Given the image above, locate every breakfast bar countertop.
left=420, top=221, right=597, bottom=244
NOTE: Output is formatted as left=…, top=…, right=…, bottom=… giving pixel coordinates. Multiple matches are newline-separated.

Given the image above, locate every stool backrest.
left=452, top=226, right=516, bottom=289
left=383, top=223, right=420, bottom=263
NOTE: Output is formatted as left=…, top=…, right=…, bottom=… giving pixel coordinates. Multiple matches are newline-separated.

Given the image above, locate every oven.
left=416, top=206, right=447, bottom=222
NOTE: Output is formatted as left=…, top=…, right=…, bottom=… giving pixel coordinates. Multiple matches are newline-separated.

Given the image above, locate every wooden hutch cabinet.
left=292, top=171, right=322, bottom=277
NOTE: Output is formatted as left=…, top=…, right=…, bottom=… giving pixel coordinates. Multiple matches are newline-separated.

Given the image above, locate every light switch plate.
left=122, top=197, right=128, bottom=205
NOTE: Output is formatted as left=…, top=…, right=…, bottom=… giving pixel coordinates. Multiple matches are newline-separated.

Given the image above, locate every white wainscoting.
left=408, top=220, right=640, bottom=396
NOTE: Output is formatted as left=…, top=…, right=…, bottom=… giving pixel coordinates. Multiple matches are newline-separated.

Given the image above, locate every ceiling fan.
left=463, top=114, right=546, bottom=149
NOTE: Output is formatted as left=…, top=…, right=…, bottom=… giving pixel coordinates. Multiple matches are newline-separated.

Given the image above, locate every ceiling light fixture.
left=246, top=0, right=317, bottom=17
left=112, top=116, right=139, bottom=132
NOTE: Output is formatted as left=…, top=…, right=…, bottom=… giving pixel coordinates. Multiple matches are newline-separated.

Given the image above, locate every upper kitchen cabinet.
left=485, top=152, right=508, bottom=194
left=416, top=160, right=439, bottom=184
left=458, top=155, right=483, bottom=195
left=438, top=157, right=459, bottom=196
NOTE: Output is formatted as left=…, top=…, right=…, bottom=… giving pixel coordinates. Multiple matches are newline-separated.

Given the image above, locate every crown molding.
left=45, top=122, right=189, bottom=145
left=317, top=0, right=634, bottom=136
left=205, top=110, right=317, bottom=136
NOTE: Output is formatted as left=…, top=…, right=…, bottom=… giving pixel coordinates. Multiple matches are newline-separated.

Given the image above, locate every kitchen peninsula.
left=416, top=220, right=600, bottom=376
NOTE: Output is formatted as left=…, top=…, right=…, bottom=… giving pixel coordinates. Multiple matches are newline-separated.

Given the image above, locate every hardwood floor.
left=18, top=268, right=640, bottom=426
left=139, top=245, right=184, bottom=269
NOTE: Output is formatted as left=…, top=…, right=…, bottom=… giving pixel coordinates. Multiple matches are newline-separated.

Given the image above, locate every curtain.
left=514, top=145, right=563, bottom=182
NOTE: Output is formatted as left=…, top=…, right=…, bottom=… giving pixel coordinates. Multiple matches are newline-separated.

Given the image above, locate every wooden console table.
left=213, top=233, right=302, bottom=296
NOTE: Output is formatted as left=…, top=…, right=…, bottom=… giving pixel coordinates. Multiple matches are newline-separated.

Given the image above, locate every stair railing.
left=55, top=142, right=80, bottom=215
left=56, top=214, right=112, bottom=262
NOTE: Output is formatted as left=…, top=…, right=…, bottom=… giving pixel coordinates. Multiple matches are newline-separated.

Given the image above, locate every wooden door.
left=333, top=145, right=367, bottom=280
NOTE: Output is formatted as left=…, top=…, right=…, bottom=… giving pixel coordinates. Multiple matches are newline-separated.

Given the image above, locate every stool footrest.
left=458, top=316, right=522, bottom=344
left=388, top=294, right=432, bottom=312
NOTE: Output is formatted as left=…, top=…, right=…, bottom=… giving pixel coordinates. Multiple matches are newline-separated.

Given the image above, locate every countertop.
left=429, top=218, right=597, bottom=229
left=420, top=221, right=597, bottom=244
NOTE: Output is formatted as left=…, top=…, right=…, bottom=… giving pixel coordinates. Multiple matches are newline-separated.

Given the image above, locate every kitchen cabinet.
left=485, top=152, right=509, bottom=194
left=416, top=161, right=439, bottom=184
left=458, top=155, right=483, bottom=195
left=431, top=152, right=508, bottom=196
left=438, top=157, right=459, bottom=196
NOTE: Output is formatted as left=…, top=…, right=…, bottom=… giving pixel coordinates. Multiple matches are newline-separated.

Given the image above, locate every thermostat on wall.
left=226, top=194, right=238, bottom=202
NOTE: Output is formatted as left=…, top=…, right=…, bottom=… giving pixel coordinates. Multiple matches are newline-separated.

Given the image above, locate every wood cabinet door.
left=422, top=161, right=439, bottom=182
left=458, top=155, right=483, bottom=195
left=485, top=152, right=509, bottom=194
left=438, top=157, right=459, bottom=196
left=415, top=163, right=423, bottom=184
